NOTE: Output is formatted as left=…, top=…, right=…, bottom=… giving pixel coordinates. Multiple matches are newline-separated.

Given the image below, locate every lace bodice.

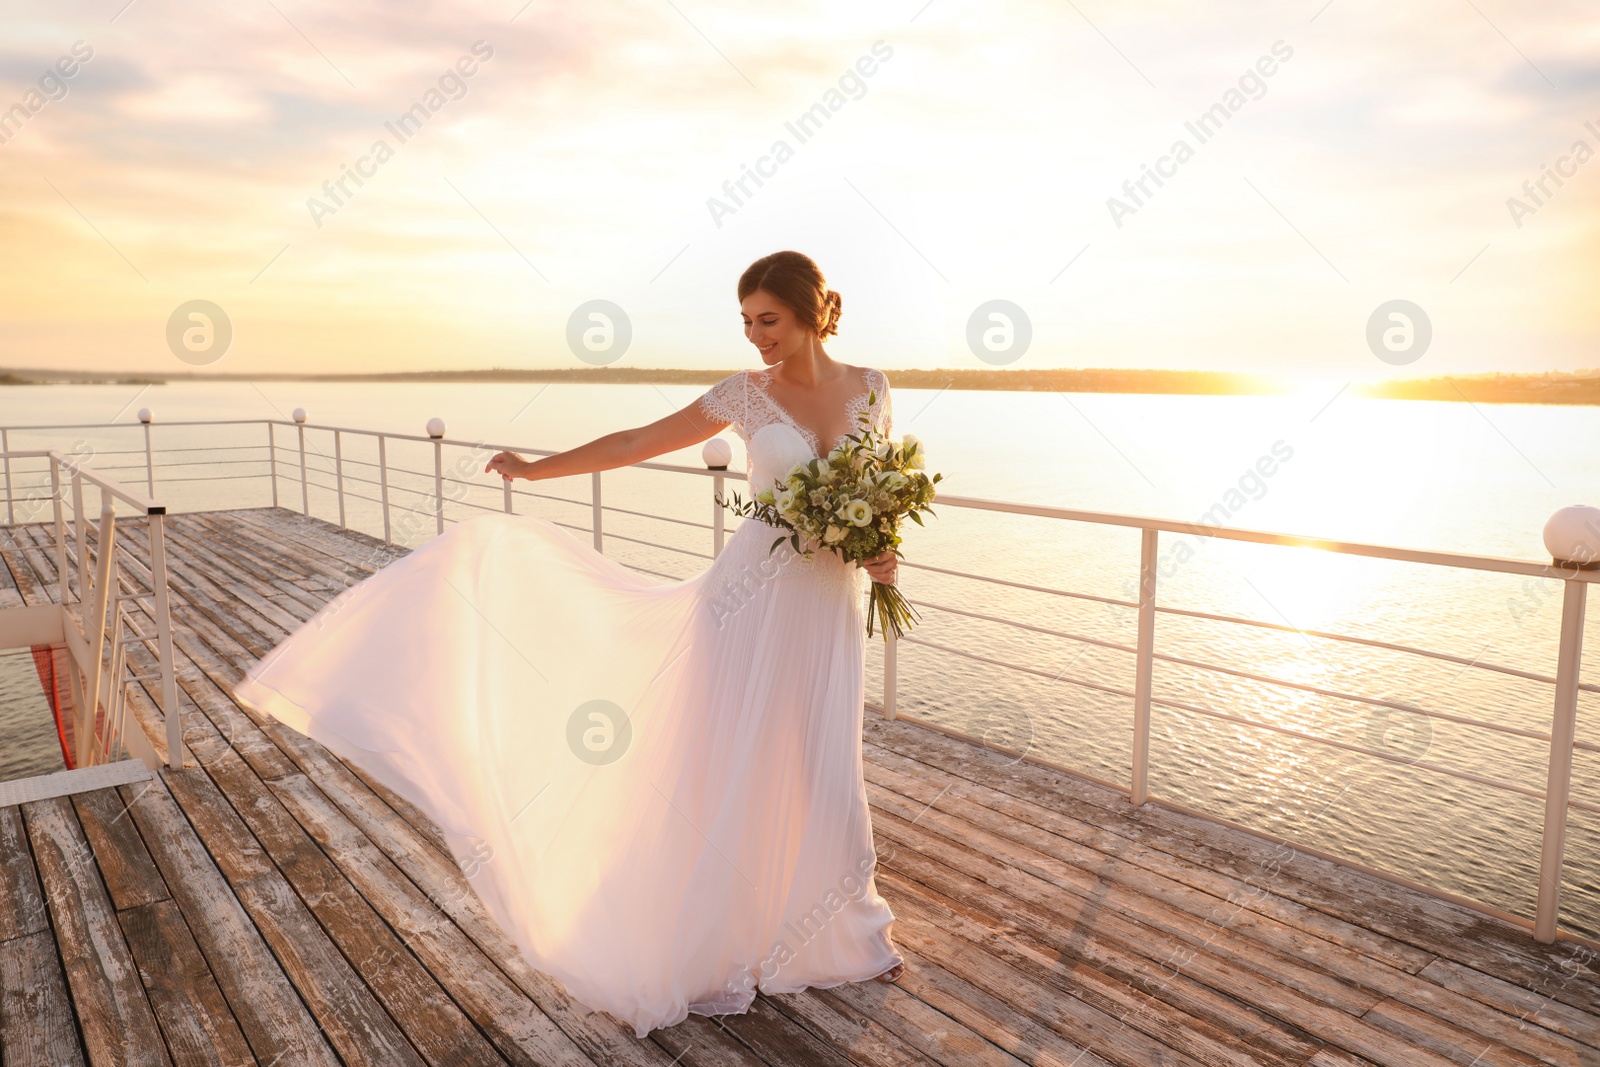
left=698, top=366, right=893, bottom=491
left=698, top=365, right=893, bottom=600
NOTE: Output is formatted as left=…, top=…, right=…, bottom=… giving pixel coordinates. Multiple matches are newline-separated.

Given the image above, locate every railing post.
left=503, top=478, right=514, bottom=514
left=712, top=472, right=726, bottom=557
left=334, top=429, right=346, bottom=528
left=1534, top=576, right=1587, bottom=942
left=432, top=439, right=445, bottom=536
left=295, top=415, right=309, bottom=516
left=591, top=471, right=603, bottom=553
left=148, top=511, right=184, bottom=769
left=51, top=463, right=69, bottom=605
left=268, top=422, right=279, bottom=508
left=140, top=412, right=154, bottom=495
left=81, top=495, right=117, bottom=769
left=1, top=427, right=12, bottom=525
left=378, top=435, right=392, bottom=544
left=883, top=626, right=898, bottom=720
left=1130, top=527, right=1159, bottom=806
left=72, top=471, right=88, bottom=602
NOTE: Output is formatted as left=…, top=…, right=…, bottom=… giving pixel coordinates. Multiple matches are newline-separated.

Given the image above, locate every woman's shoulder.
left=855, top=365, right=890, bottom=394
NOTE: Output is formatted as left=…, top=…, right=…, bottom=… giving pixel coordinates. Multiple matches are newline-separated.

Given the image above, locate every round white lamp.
left=426, top=417, right=447, bottom=440
left=1544, top=504, right=1600, bottom=569
left=702, top=438, right=732, bottom=471
left=137, top=407, right=153, bottom=424
left=291, top=407, right=308, bottom=424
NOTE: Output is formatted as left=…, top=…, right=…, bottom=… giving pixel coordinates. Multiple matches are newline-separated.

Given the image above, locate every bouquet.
left=717, top=389, right=940, bottom=639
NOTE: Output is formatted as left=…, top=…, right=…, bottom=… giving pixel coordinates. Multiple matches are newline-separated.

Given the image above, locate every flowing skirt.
left=231, top=510, right=900, bottom=1037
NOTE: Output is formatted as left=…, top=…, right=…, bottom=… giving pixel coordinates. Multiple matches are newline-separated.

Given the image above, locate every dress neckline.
left=750, top=366, right=875, bottom=460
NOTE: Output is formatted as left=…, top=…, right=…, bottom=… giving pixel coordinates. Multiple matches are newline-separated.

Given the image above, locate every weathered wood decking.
left=0, top=507, right=1596, bottom=1067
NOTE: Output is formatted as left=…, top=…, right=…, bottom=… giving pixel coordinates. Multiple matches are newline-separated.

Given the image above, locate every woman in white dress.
left=232, top=250, right=907, bottom=1038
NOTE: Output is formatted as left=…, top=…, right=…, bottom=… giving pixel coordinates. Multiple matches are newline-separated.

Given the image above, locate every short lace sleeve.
left=697, top=371, right=749, bottom=439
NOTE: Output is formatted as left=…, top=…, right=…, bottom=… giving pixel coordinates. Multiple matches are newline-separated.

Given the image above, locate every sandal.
left=875, top=960, right=905, bottom=983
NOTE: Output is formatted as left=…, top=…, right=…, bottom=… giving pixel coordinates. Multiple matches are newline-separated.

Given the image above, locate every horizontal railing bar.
left=903, top=566, right=1598, bottom=699
left=935, top=491, right=1600, bottom=583
left=589, top=530, right=713, bottom=560
left=595, top=503, right=712, bottom=531
left=901, top=558, right=1135, bottom=610
left=905, top=597, right=1580, bottom=748
left=1151, top=693, right=1550, bottom=800
left=139, top=473, right=271, bottom=485
left=901, top=632, right=1578, bottom=793
left=908, top=633, right=1555, bottom=799
left=266, top=423, right=748, bottom=482
left=1153, top=602, right=1600, bottom=696
left=0, top=419, right=271, bottom=431
left=899, top=634, right=1138, bottom=701
left=143, top=457, right=271, bottom=468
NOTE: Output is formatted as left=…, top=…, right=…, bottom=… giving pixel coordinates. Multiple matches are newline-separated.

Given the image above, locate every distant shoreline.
left=3, top=365, right=1599, bottom=406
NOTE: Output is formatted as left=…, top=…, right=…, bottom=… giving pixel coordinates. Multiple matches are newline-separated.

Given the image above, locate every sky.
left=0, top=0, right=1596, bottom=378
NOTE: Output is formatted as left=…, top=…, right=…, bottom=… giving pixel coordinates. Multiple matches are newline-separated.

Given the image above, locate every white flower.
left=756, top=486, right=775, bottom=505
left=901, top=433, right=920, bottom=453
left=844, top=499, right=872, bottom=527
left=775, top=489, right=796, bottom=513
left=823, top=524, right=847, bottom=544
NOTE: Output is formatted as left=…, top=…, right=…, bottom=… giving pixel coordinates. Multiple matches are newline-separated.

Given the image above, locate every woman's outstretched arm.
left=484, top=396, right=730, bottom=483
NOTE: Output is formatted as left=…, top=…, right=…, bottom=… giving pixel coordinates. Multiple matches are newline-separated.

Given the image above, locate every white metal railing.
left=0, top=413, right=1594, bottom=945
left=0, top=448, right=183, bottom=771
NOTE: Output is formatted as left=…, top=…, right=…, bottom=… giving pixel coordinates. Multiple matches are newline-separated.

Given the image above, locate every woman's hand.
left=861, top=549, right=898, bottom=585
left=485, top=451, right=530, bottom=482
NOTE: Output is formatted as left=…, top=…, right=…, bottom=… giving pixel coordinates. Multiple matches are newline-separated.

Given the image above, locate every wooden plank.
left=825, top=947, right=1113, bottom=1067
left=115, top=774, right=344, bottom=1067
left=0, top=536, right=44, bottom=607
left=869, top=817, right=1463, bottom=1067
left=262, top=772, right=607, bottom=1066
left=863, top=741, right=1433, bottom=974
left=71, top=786, right=171, bottom=911
left=335, top=753, right=453, bottom=858
left=867, top=783, right=1382, bottom=1017
left=116, top=899, right=257, bottom=1067
left=226, top=508, right=405, bottom=575
left=864, top=756, right=1596, bottom=1064
left=0, top=804, right=49, bottom=941
left=157, top=762, right=431, bottom=1067
left=863, top=719, right=1600, bottom=1015
left=0, top=523, right=27, bottom=609
left=200, top=741, right=510, bottom=1066
left=0, top=927, right=88, bottom=1067
left=1416, top=957, right=1600, bottom=1052
left=763, top=987, right=948, bottom=1067
left=1356, top=999, right=1551, bottom=1067
left=884, top=885, right=1241, bottom=1067
left=23, top=794, right=173, bottom=1066
left=703, top=995, right=858, bottom=1067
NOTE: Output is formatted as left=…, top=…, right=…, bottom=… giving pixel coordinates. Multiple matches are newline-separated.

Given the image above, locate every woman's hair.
left=738, top=251, right=841, bottom=339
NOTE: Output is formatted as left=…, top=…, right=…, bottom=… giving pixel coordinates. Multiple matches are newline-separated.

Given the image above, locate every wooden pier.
left=0, top=508, right=1596, bottom=1066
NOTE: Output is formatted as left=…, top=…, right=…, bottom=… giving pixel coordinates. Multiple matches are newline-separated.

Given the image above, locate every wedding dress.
left=232, top=365, right=903, bottom=1038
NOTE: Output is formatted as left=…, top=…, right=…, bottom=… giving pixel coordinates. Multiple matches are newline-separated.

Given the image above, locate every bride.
left=232, top=250, right=909, bottom=1038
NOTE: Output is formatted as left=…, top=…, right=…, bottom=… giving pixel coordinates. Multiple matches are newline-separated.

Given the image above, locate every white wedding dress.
left=232, top=365, right=903, bottom=1038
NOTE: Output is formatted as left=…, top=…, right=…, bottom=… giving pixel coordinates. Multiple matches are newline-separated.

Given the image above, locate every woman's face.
left=741, top=289, right=813, bottom=366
